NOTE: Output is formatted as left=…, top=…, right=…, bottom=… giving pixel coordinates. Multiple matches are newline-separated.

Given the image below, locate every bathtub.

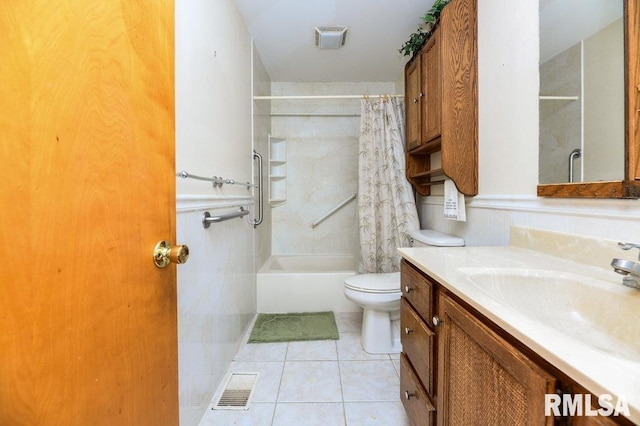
left=257, top=255, right=360, bottom=313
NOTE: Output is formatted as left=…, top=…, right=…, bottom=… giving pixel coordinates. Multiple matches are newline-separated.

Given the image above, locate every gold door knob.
left=153, top=240, right=189, bottom=268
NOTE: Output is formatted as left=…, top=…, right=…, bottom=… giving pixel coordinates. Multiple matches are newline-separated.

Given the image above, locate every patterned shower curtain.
left=358, top=97, right=420, bottom=273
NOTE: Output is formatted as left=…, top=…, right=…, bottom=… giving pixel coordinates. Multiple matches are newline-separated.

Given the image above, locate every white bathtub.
left=257, top=255, right=360, bottom=313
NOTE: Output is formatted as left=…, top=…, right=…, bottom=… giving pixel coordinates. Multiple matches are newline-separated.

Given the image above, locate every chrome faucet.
left=611, top=242, right=640, bottom=290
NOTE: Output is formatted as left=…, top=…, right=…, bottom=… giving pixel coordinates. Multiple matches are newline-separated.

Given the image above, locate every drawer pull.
left=432, top=315, right=442, bottom=326
left=404, top=327, right=414, bottom=335
left=404, top=285, right=414, bottom=293
left=404, top=390, right=416, bottom=400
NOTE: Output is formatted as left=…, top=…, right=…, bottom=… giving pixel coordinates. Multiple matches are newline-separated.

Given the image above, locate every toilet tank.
left=408, top=230, right=465, bottom=247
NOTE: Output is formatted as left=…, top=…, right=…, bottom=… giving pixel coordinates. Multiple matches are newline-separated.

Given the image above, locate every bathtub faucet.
left=611, top=242, right=640, bottom=290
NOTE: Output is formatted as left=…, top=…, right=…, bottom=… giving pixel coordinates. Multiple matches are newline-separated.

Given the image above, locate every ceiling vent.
left=314, top=26, right=348, bottom=49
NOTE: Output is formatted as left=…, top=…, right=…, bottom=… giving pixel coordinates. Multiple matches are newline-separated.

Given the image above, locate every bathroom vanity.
left=399, top=236, right=639, bottom=425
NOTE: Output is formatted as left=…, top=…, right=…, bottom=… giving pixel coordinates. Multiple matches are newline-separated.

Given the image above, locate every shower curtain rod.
left=270, top=112, right=360, bottom=117
left=254, top=95, right=404, bottom=100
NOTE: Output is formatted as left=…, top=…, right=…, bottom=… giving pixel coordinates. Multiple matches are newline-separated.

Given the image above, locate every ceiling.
left=234, top=0, right=436, bottom=82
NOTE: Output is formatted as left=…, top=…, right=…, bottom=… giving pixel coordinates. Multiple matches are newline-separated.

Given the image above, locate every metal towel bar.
left=177, top=171, right=256, bottom=190
left=202, top=207, right=250, bottom=229
left=310, top=192, right=357, bottom=229
left=568, top=148, right=581, bottom=183
left=252, top=151, right=263, bottom=228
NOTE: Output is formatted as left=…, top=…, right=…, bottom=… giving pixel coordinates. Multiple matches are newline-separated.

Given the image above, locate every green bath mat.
left=248, top=311, right=339, bottom=343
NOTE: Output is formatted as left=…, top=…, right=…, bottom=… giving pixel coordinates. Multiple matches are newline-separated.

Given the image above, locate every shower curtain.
left=358, top=97, right=420, bottom=273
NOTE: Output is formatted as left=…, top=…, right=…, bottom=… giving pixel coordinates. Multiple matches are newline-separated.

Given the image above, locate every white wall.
left=175, top=1, right=257, bottom=425
left=176, top=0, right=252, bottom=196
left=477, top=0, right=540, bottom=195
left=583, top=18, right=625, bottom=181
left=418, top=0, right=640, bottom=248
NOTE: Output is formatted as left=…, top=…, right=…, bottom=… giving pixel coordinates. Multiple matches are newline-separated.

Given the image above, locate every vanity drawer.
left=400, top=352, right=435, bottom=426
left=401, top=260, right=434, bottom=322
left=401, top=298, right=435, bottom=396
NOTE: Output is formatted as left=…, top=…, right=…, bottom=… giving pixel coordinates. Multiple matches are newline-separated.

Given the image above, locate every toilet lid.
left=409, top=229, right=465, bottom=247
left=344, top=272, right=401, bottom=294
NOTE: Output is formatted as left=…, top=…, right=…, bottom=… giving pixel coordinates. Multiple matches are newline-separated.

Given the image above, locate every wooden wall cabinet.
left=399, top=259, right=634, bottom=426
left=404, top=0, right=478, bottom=196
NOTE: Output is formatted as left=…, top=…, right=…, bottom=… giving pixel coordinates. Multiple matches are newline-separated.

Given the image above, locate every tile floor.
left=199, top=312, right=410, bottom=426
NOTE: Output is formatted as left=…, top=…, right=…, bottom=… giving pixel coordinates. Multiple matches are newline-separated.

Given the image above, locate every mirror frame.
left=537, top=0, right=640, bottom=198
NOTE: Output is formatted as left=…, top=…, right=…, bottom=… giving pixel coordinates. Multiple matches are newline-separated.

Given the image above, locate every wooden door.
left=0, top=1, right=178, bottom=425
left=436, top=293, right=555, bottom=426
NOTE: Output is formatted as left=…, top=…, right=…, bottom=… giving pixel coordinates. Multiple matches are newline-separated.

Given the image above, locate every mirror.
left=537, top=0, right=640, bottom=198
left=539, top=0, right=624, bottom=184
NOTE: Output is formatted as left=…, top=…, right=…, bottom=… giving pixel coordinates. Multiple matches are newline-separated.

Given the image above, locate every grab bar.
left=176, top=171, right=256, bottom=190
left=568, top=148, right=581, bottom=183
left=252, top=151, right=263, bottom=228
left=310, top=192, right=357, bottom=229
left=202, top=207, right=250, bottom=228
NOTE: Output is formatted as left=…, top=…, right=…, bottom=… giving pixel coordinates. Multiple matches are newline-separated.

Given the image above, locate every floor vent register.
left=213, top=372, right=259, bottom=410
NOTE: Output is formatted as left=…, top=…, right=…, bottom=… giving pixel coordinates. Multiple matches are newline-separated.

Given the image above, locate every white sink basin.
left=457, top=267, right=640, bottom=361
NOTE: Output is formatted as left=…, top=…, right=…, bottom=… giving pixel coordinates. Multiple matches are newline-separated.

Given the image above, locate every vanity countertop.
left=399, top=245, right=640, bottom=424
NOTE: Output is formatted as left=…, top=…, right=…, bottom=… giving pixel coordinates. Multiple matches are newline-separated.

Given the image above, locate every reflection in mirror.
left=539, top=0, right=624, bottom=184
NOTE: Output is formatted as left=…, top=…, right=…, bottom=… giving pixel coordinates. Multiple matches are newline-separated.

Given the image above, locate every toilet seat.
left=344, top=272, right=400, bottom=294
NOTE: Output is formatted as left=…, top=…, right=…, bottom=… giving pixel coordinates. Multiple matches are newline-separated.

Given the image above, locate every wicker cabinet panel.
left=400, top=298, right=435, bottom=396
left=401, top=260, right=433, bottom=323
left=400, top=353, right=435, bottom=426
left=569, top=382, right=634, bottom=426
left=436, top=293, right=556, bottom=426
left=573, top=414, right=630, bottom=426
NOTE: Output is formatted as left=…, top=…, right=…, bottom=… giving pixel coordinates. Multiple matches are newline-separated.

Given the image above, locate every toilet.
left=344, top=230, right=465, bottom=354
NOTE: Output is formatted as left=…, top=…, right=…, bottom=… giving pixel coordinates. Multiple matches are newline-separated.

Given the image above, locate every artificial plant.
left=399, top=0, right=451, bottom=57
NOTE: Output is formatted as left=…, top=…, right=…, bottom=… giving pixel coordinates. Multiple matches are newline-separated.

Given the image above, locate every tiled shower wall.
left=539, top=43, right=581, bottom=184
left=253, top=47, right=272, bottom=269
left=539, top=18, right=624, bottom=185
left=270, top=82, right=397, bottom=255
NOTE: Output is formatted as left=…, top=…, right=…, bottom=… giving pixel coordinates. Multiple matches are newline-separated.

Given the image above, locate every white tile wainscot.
left=177, top=195, right=257, bottom=425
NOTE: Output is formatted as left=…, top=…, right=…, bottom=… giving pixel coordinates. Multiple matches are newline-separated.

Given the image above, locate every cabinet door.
left=436, top=294, right=555, bottom=426
left=421, top=27, right=442, bottom=143
left=573, top=415, right=630, bottom=426
left=405, top=55, right=422, bottom=151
